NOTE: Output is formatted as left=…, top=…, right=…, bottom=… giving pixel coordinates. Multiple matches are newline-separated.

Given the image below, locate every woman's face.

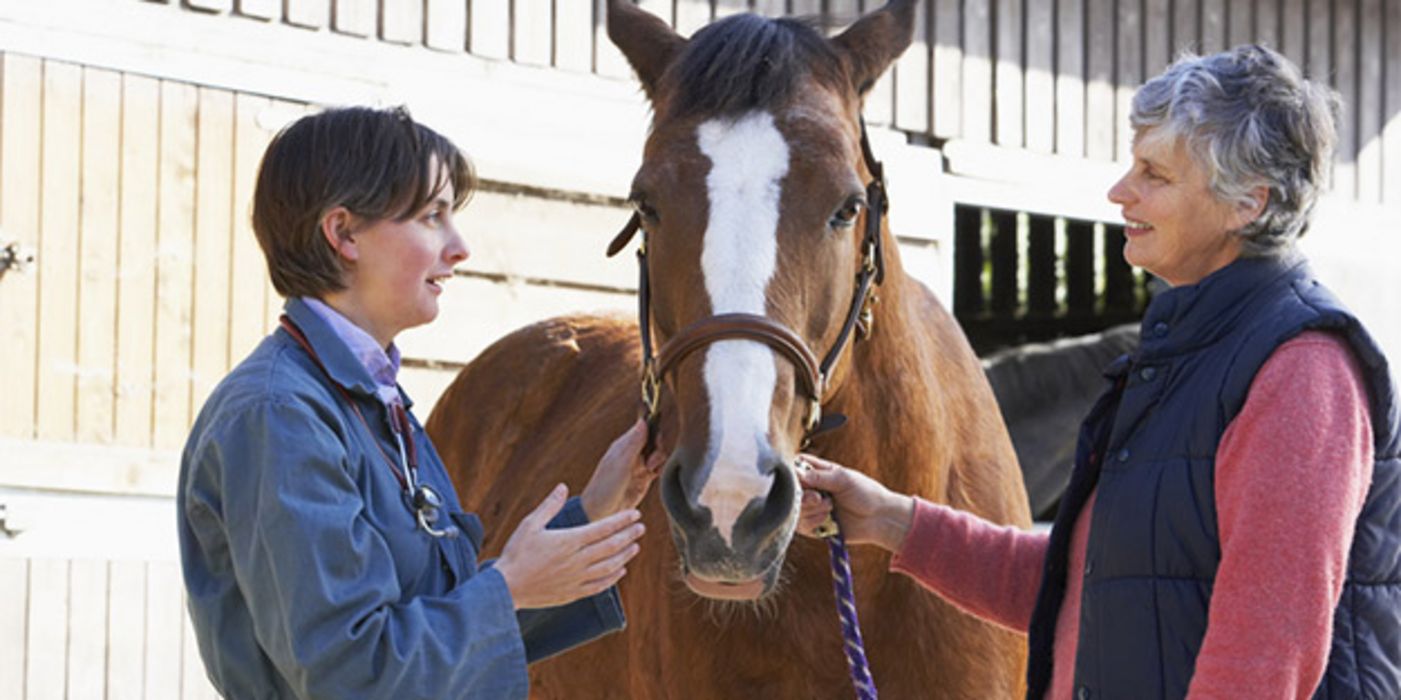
left=336, top=164, right=469, bottom=347
left=1107, top=129, right=1260, bottom=287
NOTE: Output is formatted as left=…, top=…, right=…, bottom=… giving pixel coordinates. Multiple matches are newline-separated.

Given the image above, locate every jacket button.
left=1077, top=687, right=1092, bottom=700
left=1084, top=559, right=1094, bottom=576
left=1152, top=321, right=1169, bottom=337
left=1139, top=366, right=1157, bottom=381
left=1117, top=448, right=1130, bottom=462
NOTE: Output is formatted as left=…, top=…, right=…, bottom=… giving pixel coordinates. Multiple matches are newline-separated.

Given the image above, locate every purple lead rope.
left=826, top=527, right=878, bottom=699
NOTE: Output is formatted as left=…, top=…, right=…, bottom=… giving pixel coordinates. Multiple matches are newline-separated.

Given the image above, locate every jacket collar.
left=1136, top=251, right=1309, bottom=360
left=282, top=297, right=412, bottom=407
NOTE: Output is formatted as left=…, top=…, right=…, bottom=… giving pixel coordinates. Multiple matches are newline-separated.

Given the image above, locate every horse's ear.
left=831, top=0, right=916, bottom=96
left=608, top=0, right=686, bottom=101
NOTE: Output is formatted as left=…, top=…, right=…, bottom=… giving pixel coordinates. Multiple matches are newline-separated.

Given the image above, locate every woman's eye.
left=830, top=198, right=864, bottom=228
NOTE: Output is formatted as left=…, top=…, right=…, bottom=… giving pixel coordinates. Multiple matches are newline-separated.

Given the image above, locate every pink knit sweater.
left=890, top=331, right=1374, bottom=699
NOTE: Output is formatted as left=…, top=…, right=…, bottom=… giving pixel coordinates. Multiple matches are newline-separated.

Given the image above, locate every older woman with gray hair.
left=796, top=44, right=1400, bottom=699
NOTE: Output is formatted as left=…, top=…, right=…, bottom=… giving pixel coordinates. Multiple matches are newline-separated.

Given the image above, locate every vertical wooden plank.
left=0, top=55, right=42, bottom=440
left=1085, top=0, right=1116, bottom=160
left=1115, top=0, right=1142, bottom=162
left=229, top=95, right=272, bottom=364
left=555, top=0, right=595, bottom=71
left=235, top=0, right=280, bottom=19
left=285, top=0, right=330, bottom=28
left=714, top=0, right=749, bottom=19
left=753, top=0, right=786, bottom=16
left=790, top=0, right=822, bottom=16
left=425, top=0, right=468, bottom=52
left=115, top=74, right=160, bottom=448
left=993, top=0, right=1023, bottom=147
left=332, top=0, right=375, bottom=36
left=381, top=0, right=423, bottom=45
left=67, top=560, right=109, bottom=700
left=1228, top=0, right=1254, bottom=46
left=1306, top=0, right=1330, bottom=82
left=932, top=0, right=962, bottom=138
left=1384, top=0, right=1401, bottom=205
left=153, top=80, right=198, bottom=451
left=1281, top=0, right=1307, bottom=67
left=1172, top=0, right=1200, bottom=53
left=470, top=0, right=511, bottom=60
left=514, top=0, right=554, bottom=66
left=26, top=559, right=68, bottom=700
left=192, top=89, right=235, bottom=417
left=1257, top=0, right=1281, bottom=47
left=1201, top=0, right=1226, bottom=53
left=1145, top=0, right=1171, bottom=78
left=37, top=60, right=83, bottom=442
left=0, top=558, right=27, bottom=698
left=144, top=562, right=183, bottom=699
left=962, top=0, right=994, bottom=143
left=865, top=0, right=896, bottom=126
left=1056, top=0, right=1086, bottom=156
left=1025, top=0, right=1054, bottom=152
left=675, top=0, right=712, bottom=35
left=894, top=0, right=931, bottom=133
left=76, top=68, right=122, bottom=444
left=1334, top=0, right=1358, bottom=198
left=106, top=561, right=147, bottom=700
left=1356, top=0, right=1382, bottom=203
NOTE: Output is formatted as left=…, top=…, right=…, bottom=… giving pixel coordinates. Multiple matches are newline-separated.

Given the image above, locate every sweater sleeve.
left=889, top=498, right=1049, bottom=632
left=1187, top=331, right=1373, bottom=699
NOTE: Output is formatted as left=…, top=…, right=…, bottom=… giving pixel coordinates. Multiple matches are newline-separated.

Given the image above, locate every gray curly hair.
left=1129, top=44, right=1340, bottom=255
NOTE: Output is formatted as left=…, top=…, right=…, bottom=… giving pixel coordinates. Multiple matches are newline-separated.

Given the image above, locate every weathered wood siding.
left=129, top=0, right=1401, bottom=205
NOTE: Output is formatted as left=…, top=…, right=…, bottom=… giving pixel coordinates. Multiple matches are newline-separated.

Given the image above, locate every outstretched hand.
left=494, top=484, right=645, bottom=610
left=796, top=454, right=915, bottom=552
left=581, top=418, right=666, bottom=521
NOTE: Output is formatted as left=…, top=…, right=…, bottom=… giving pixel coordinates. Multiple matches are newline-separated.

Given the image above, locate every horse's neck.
left=822, top=268, right=959, bottom=495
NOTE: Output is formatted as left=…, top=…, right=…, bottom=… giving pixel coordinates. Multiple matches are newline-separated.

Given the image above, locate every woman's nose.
left=1107, top=173, right=1132, bottom=206
left=445, top=224, right=469, bottom=264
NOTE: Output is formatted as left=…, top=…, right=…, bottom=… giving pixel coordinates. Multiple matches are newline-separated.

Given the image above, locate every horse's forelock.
left=664, top=14, right=848, bottom=121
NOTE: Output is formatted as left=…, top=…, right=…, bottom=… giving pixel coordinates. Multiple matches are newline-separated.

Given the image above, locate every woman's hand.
left=494, top=484, right=646, bottom=609
left=580, top=418, right=666, bottom=521
left=796, top=454, right=915, bottom=553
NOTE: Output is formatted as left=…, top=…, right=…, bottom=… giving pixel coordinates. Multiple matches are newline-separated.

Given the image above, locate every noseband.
left=607, top=120, right=889, bottom=447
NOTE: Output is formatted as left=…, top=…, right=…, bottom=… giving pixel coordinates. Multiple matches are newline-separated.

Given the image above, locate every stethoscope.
left=280, top=315, right=459, bottom=539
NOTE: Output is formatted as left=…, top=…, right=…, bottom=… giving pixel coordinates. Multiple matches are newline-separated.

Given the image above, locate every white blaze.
left=695, top=111, right=789, bottom=546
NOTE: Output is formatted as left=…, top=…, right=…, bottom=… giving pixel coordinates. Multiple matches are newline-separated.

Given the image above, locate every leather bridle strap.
left=609, top=118, right=889, bottom=448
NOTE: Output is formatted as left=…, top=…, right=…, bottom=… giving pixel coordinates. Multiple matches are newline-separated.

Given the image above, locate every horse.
left=425, top=2, right=1033, bottom=696
left=983, top=324, right=1139, bottom=519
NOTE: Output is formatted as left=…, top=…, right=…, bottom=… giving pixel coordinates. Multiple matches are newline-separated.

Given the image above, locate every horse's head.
left=608, top=1, right=915, bottom=600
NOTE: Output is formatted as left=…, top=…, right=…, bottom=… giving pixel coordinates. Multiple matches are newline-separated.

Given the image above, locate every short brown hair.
left=251, top=106, right=475, bottom=298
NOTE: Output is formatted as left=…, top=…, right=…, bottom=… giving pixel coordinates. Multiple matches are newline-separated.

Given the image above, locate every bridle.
left=606, top=119, right=890, bottom=451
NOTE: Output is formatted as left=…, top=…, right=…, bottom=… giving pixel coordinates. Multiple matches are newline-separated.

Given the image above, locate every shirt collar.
left=286, top=297, right=406, bottom=408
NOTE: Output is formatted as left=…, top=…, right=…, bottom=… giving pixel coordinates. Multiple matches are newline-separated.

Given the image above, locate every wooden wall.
left=134, top=0, right=1401, bottom=205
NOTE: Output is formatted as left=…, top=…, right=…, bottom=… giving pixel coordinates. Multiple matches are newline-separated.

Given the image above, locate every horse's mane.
left=665, top=14, right=848, bottom=120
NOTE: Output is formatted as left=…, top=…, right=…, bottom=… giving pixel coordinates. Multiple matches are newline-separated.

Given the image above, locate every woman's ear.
left=1237, top=185, right=1270, bottom=228
left=320, top=207, right=358, bottom=262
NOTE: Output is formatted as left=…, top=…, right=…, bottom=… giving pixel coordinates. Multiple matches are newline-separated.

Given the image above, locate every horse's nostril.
left=659, top=458, right=709, bottom=534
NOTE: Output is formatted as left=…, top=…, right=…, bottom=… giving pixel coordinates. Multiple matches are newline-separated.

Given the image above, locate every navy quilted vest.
left=1024, top=254, right=1401, bottom=699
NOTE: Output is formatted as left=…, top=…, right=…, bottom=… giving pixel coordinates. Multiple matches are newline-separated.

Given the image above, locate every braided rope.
left=826, top=528, right=878, bottom=699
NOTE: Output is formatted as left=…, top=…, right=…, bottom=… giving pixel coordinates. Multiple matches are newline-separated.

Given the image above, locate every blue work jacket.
left=178, top=298, right=625, bottom=699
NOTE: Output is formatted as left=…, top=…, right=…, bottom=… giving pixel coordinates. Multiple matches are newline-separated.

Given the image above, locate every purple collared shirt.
left=301, top=297, right=404, bottom=408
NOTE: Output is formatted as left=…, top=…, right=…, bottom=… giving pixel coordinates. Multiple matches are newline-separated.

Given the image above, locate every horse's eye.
left=633, top=199, right=660, bottom=225
left=830, top=197, right=864, bottom=229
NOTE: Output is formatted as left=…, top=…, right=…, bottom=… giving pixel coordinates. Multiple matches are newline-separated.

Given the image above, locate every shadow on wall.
left=983, top=323, right=1140, bottom=520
